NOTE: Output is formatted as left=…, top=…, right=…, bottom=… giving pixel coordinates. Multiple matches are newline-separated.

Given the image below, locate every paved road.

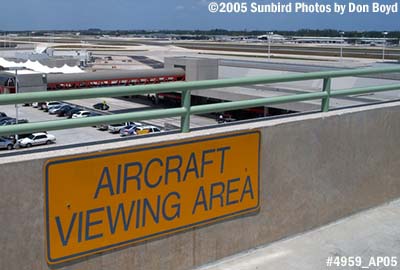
left=220, top=59, right=400, bottom=81
left=129, top=55, right=164, bottom=69
left=175, top=42, right=400, bottom=60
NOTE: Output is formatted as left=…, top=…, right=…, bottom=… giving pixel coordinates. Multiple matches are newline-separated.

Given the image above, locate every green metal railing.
left=0, top=66, right=400, bottom=137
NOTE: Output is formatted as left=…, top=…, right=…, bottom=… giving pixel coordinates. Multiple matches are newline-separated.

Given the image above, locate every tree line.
left=1, top=29, right=399, bottom=38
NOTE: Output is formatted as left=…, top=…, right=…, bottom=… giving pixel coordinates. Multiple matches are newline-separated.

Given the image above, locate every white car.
left=17, top=132, right=56, bottom=148
left=42, top=101, right=63, bottom=112
left=108, top=122, right=142, bottom=133
left=72, top=111, right=91, bottom=118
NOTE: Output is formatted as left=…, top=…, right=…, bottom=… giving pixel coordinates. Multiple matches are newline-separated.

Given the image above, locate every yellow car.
left=134, top=125, right=162, bottom=135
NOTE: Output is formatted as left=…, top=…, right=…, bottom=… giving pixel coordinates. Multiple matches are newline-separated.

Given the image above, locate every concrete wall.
left=164, top=57, right=218, bottom=81
left=0, top=101, right=400, bottom=270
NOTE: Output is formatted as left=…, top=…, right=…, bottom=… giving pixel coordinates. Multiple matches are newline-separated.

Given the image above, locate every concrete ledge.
left=197, top=199, right=400, bottom=270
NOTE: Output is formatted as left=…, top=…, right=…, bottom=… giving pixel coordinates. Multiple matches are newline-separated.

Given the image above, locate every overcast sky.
left=1, top=0, right=398, bottom=31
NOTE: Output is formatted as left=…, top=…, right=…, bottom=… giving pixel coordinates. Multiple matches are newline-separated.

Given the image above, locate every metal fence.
left=0, top=66, right=400, bottom=137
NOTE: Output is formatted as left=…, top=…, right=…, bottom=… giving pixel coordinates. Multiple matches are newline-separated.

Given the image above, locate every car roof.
left=122, top=122, right=141, bottom=126
left=137, top=125, right=159, bottom=129
left=31, top=132, right=47, bottom=136
left=124, top=125, right=137, bottom=129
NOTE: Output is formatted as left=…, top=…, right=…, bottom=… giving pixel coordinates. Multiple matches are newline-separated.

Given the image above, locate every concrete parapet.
left=0, top=101, right=399, bottom=270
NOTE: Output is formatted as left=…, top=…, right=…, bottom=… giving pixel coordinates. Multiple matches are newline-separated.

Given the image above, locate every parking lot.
left=0, top=96, right=217, bottom=152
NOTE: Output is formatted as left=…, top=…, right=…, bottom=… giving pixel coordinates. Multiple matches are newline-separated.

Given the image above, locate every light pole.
left=9, top=67, right=23, bottom=141
left=339, top=31, right=345, bottom=61
left=14, top=69, right=19, bottom=141
left=267, top=31, right=273, bottom=61
left=382, top=31, right=388, bottom=61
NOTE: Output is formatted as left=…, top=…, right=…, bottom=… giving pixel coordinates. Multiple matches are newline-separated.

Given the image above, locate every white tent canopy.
left=0, top=57, right=83, bottom=74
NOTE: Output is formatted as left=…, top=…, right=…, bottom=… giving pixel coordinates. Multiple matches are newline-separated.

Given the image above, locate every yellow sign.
left=44, top=131, right=260, bottom=264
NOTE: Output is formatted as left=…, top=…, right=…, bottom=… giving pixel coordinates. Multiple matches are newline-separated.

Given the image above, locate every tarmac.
left=196, top=199, right=400, bottom=270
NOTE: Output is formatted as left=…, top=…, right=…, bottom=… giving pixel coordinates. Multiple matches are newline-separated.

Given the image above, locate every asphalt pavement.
left=0, top=97, right=217, bottom=154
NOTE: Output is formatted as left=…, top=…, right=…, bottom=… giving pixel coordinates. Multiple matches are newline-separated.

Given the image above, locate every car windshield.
left=110, top=123, right=124, bottom=127
left=28, top=135, right=35, bottom=139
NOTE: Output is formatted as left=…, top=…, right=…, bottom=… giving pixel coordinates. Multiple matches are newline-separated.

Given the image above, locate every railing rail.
left=0, top=66, right=399, bottom=136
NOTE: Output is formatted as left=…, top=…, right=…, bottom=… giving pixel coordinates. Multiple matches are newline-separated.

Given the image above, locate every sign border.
left=44, top=131, right=261, bottom=264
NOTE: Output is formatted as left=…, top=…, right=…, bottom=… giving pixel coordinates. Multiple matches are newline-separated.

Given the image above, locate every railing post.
left=321, top=77, right=332, bottom=112
left=181, top=90, right=191, bottom=133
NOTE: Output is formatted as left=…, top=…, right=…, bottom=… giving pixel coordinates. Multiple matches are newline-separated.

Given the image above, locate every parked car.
left=72, top=111, right=99, bottom=119
left=41, top=101, right=63, bottom=112
left=66, top=108, right=83, bottom=118
left=119, top=125, right=139, bottom=137
left=0, top=137, right=14, bottom=150
left=108, top=122, right=142, bottom=133
left=8, top=133, right=33, bottom=144
left=0, top=116, right=11, bottom=122
left=17, top=132, right=56, bottom=148
left=0, top=119, right=29, bottom=126
left=0, top=117, right=14, bottom=125
left=56, top=105, right=75, bottom=117
left=72, top=111, right=91, bottom=118
left=134, top=125, right=163, bottom=135
left=217, top=113, right=236, bottom=124
left=93, top=102, right=110, bottom=111
left=96, top=123, right=109, bottom=131
left=49, top=104, right=72, bottom=115
left=36, top=102, right=46, bottom=109
left=47, top=102, right=66, bottom=112
left=48, top=105, right=63, bottom=114
left=120, top=125, right=162, bottom=137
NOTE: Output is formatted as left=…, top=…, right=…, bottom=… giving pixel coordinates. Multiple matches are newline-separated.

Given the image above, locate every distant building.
left=257, top=34, right=286, bottom=42
left=291, top=36, right=346, bottom=44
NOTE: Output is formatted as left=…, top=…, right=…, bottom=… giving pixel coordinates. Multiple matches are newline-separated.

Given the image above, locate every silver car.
left=48, top=104, right=65, bottom=114
left=42, top=101, right=64, bottom=112
left=0, top=137, right=14, bottom=150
